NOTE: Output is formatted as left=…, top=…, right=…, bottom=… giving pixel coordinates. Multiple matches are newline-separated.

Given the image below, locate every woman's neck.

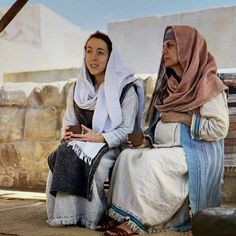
left=172, top=66, right=183, bottom=79
left=94, top=74, right=105, bottom=89
left=167, top=68, right=183, bottom=82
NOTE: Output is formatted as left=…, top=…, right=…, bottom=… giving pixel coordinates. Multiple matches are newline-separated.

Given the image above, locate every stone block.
left=222, top=167, right=236, bottom=203
left=29, top=82, right=67, bottom=108
left=63, top=78, right=76, bottom=98
left=0, top=107, right=24, bottom=142
left=0, top=82, right=36, bottom=106
left=0, top=175, right=14, bottom=187
left=34, top=140, right=59, bottom=173
left=0, top=87, right=27, bottom=107
left=22, top=141, right=57, bottom=188
left=24, top=107, right=60, bottom=140
left=0, top=143, right=20, bottom=168
left=0, top=143, right=21, bottom=188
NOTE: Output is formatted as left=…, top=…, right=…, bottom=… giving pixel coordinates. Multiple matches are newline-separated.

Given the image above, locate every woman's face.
left=85, top=38, right=110, bottom=79
left=162, top=38, right=181, bottom=73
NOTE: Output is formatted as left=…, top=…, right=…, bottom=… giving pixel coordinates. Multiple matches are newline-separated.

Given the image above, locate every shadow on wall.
left=3, top=68, right=80, bottom=83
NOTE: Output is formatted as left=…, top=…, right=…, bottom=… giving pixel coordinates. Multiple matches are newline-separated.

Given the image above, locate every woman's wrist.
left=98, top=134, right=105, bottom=143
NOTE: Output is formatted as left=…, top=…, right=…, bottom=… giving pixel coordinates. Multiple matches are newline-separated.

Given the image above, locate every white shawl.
left=70, top=48, right=142, bottom=164
left=74, top=47, right=136, bottom=133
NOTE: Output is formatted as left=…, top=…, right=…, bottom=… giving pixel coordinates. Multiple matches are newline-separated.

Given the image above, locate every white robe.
left=46, top=86, right=139, bottom=228
left=108, top=92, right=229, bottom=234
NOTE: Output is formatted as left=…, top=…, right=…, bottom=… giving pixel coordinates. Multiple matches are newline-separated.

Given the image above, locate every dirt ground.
left=0, top=198, right=104, bottom=236
left=0, top=190, right=193, bottom=236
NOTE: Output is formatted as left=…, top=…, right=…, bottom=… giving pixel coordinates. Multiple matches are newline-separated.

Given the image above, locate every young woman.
left=103, top=25, right=229, bottom=235
left=46, top=31, right=144, bottom=229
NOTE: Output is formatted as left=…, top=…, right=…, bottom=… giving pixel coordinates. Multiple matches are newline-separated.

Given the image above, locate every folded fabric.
left=68, top=140, right=106, bottom=165
left=48, top=141, right=109, bottom=200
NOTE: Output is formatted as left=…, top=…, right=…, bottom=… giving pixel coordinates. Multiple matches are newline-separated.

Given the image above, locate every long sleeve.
left=62, top=84, right=78, bottom=129
left=102, top=87, right=139, bottom=148
left=62, top=84, right=139, bottom=148
left=191, top=91, right=229, bottom=141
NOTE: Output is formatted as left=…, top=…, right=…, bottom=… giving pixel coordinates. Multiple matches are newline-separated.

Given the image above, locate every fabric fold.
left=48, top=141, right=109, bottom=200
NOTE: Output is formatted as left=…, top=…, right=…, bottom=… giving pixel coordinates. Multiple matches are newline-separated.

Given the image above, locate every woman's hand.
left=128, top=137, right=151, bottom=149
left=63, top=126, right=73, bottom=141
left=70, top=124, right=105, bottom=143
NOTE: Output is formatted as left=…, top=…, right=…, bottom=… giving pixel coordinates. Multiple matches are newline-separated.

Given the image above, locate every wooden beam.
left=0, top=0, right=29, bottom=33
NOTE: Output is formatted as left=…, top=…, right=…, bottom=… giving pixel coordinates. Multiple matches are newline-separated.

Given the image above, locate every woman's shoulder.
left=120, top=83, right=138, bottom=103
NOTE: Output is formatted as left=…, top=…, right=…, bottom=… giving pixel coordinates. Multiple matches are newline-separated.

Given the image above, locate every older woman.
left=103, top=25, right=229, bottom=235
left=46, top=31, right=144, bottom=229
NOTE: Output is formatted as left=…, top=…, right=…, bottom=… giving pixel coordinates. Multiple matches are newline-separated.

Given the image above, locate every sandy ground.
left=0, top=190, right=193, bottom=236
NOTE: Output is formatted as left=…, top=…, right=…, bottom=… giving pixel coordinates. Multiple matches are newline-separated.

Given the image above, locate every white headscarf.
left=74, top=47, right=137, bottom=134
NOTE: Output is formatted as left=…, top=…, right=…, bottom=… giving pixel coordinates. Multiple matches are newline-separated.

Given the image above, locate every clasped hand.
left=63, top=124, right=105, bottom=143
left=127, top=137, right=151, bottom=149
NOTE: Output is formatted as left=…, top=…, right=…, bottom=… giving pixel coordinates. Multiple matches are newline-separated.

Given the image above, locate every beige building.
left=0, top=4, right=235, bottom=83
left=108, top=6, right=236, bottom=73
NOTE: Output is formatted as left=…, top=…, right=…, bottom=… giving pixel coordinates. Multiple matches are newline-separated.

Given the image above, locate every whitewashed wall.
left=108, top=6, right=236, bottom=74
left=0, top=4, right=89, bottom=84
left=1, top=5, right=236, bottom=84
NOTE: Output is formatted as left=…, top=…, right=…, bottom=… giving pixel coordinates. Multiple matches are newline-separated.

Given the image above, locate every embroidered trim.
left=109, top=204, right=146, bottom=233
left=192, top=114, right=201, bottom=140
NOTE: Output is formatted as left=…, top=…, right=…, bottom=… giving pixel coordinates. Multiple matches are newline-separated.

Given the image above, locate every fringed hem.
left=80, top=216, right=97, bottom=230
left=47, top=216, right=78, bottom=227
left=147, top=219, right=192, bottom=234
left=46, top=215, right=96, bottom=229
left=108, top=208, right=146, bottom=234
left=108, top=207, right=191, bottom=234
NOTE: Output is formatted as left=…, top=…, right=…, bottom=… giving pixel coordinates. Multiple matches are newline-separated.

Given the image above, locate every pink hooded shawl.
left=147, top=25, right=228, bottom=123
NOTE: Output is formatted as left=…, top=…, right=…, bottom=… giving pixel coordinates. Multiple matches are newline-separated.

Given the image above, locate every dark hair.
left=84, top=31, right=112, bottom=54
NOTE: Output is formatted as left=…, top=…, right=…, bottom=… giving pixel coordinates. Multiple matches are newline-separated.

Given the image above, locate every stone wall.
left=0, top=75, right=155, bottom=191
left=0, top=73, right=235, bottom=203
left=0, top=79, right=75, bottom=190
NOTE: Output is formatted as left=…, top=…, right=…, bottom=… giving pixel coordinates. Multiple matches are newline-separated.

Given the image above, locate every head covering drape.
left=147, top=25, right=228, bottom=123
left=74, top=47, right=144, bottom=134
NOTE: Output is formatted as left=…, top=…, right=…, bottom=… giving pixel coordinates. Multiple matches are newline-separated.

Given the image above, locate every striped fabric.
left=191, top=114, right=202, bottom=140
left=181, top=124, right=224, bottom=214
left=110, top=204, right=146, bottom=232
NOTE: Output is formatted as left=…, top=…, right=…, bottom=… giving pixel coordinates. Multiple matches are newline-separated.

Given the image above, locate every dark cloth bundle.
left=48, top=142, right=109, bottom=201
